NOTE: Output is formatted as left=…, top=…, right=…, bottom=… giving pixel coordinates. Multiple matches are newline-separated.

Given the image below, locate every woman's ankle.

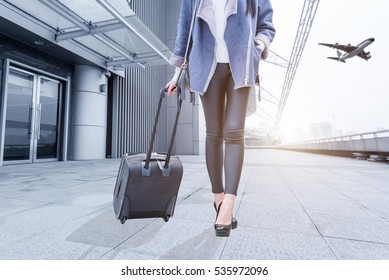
left=222, top=194, right=236, bottom=208
left=216, top=202, right=235, bottom=225
left=214, top=193, right=224, bottom=208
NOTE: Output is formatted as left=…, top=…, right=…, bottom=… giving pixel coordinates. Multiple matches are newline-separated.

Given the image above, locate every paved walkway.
left=0, top=149, right=389, bottom=260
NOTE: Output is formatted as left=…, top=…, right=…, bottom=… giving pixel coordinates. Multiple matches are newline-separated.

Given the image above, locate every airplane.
left=318, top=37, right=375, bottom=63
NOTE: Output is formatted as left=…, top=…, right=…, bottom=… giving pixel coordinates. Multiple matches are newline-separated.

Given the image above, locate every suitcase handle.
left=143, top=87, right=183, bottom=172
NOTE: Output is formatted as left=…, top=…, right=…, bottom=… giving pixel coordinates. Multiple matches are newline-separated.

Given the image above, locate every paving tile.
left=325, top=237, right=389, bottom=260
left=65, top=210, right=156, bottom=249
left=357, top=200, right=389, bottom=219
left=0, top=204, right=99, bottom=244
left=339, top=189, right=389, bottom=205
left=309, top=212, right=389, bottom=244
left=173, top=189, right=215, bottom=223
left=237, top=203, right=319, bottom=235
left=0, top=185, right=96, bottom=204
left=0, top=233, right=109, bottom=260
left=299, top=198, right=378, bottom=218
left=221, top=227, right=336, bottom=260
left=109, top=217, right=224, bottom=260
left=239, top=191, right=303, bottom=212
left=0, top=198, right=49, bottom=217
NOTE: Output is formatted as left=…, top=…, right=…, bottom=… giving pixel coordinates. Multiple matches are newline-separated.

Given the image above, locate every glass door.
left=3, top=67, right=62, bottom=163
left=3, top=68, right=36, bottom=162
left=35, top=77, right=62, bottom=160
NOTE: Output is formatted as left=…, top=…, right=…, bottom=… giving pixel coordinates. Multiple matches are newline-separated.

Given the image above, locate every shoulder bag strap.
left=178, top=0, right=198, bottom=76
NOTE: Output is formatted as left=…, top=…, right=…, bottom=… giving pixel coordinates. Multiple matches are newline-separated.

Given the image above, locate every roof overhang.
left=0, top=0, right=171, bottom=76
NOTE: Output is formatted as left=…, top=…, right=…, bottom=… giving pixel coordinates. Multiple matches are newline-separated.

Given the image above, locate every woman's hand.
left=165, top=80, right=177, bottom=96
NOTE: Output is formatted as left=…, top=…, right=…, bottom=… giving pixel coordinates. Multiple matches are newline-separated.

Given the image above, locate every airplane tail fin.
left=336, top=50, right=342, bottom=57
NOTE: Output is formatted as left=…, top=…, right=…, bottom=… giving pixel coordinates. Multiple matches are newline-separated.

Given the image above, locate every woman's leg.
left=224, top=82, right=250, bottom=196
left=216, top=77, right=250, bottom=226
left=200, top=64, right=229, bottom=202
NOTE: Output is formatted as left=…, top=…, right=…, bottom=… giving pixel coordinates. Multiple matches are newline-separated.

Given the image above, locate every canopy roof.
left=0, top=0, right=171, bottom=74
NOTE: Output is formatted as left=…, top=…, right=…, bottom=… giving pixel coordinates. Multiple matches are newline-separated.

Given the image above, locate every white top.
left=213, top=0, right=229, bottom=63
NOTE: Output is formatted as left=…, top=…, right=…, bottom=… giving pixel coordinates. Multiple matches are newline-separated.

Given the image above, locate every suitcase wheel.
left=163, top=216, right=170, bottom=222
left=120, top=217, right=127, bottom=224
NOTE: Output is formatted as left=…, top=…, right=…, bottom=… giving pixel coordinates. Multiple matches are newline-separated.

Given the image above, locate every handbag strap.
left=177, top=0, right=198, bottom=103
left=179, top=0, right=198, bottom=72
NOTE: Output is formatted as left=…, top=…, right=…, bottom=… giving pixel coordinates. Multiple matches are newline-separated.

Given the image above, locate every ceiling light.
left=34, top=40, right=44, bottom=46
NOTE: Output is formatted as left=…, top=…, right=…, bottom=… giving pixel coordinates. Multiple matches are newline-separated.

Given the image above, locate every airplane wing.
left=318, top=43, right=358, bottom=53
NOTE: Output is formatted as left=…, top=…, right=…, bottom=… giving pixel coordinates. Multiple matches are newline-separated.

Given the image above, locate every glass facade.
left=3, top=67, right=62, bottom=162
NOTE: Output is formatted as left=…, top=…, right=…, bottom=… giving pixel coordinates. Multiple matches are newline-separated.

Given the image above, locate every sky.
left=248, top=0, right=389, bottom=143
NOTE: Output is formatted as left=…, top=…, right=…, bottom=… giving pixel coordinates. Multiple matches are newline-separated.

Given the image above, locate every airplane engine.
left=365, top=51, right=370, bottom=55
left=366, top=54, right=371, bottom=59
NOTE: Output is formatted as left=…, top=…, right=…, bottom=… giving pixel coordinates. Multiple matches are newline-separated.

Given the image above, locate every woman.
left=166, top=0, right=275, bottom=237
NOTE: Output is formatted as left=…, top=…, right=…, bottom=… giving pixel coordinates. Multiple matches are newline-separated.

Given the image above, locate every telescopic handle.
left=144, top=87, right=182, bottom=170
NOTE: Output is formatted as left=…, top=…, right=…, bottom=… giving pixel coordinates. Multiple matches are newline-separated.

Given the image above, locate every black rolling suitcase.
left=113, top=88, right=183, bottom=224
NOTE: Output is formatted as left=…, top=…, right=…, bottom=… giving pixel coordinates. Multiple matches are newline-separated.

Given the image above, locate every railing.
left=276, top=129, right=389, bottom=157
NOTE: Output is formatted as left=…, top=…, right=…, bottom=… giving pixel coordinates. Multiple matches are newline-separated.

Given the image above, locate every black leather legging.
left=200, top=63, right=250, bottom=196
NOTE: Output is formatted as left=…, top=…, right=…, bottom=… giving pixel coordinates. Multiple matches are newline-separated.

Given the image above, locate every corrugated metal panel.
left=112, top=0, right=168, bottom=157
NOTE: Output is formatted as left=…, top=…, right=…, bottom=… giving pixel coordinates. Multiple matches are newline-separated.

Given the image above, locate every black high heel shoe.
left=214, top=202, right=238, bottom=229
left=214, top=202, right=232, bottom=237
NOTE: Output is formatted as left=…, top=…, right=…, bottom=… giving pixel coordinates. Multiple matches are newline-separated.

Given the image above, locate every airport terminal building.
left=0, top=0, right=203, bottom=166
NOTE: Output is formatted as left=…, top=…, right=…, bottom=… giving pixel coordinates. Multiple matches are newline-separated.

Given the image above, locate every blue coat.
left=170, top=0, right=276, bottom=95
